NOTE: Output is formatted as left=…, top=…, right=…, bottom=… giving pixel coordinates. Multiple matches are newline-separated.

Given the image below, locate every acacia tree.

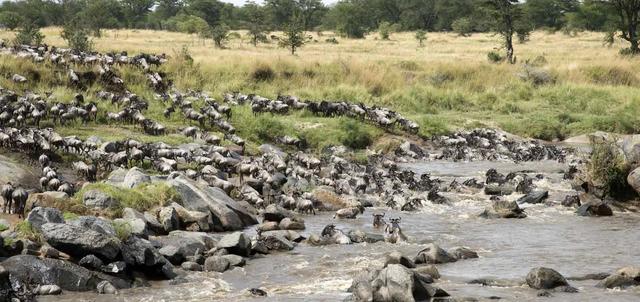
left=607, top=0, right=640, bottom=54
left=279, top=15, right=305, bottom=55
left=483, top=0, right=529, bottom=64
left=245, top=1, right=268, bottom=47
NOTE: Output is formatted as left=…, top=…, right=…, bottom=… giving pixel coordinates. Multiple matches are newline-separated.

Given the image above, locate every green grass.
left=14, top=221, right=42, bottom=243
left=73, top=182, right=181, bottom=217
left=112, top=220, right=132, bottom=241
left=0, top=224, right=8, bottom=232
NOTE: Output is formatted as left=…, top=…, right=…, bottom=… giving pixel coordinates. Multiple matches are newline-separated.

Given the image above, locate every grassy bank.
left=0, top=28, right=639, bottom=149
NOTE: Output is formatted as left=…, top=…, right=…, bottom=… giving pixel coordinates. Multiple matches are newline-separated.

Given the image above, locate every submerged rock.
left=414, top=243, right=457, bottom=264
left=576, top=194, right=613, bottom=217
left=526, top=267, right=570, bottom=290
left=480, top=199, right=526, bottom=219
left=597, top=267, right=640, bottom=289
left=517, top=190, right=549, bottom=204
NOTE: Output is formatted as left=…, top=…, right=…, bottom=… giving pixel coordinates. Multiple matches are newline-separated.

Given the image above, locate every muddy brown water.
left=41, top=160, right=640, bottom=301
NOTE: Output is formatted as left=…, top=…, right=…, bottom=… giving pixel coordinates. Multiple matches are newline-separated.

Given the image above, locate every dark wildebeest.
left=1, top=182, right=14, bottom=213
left=11, top=187, right=28, bottom=218
left=373, top=213, right=386, bottom=229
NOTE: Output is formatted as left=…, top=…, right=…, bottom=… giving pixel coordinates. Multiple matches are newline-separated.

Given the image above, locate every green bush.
left=452, top=18, right=474, bottom=37
left=15, top=221, right=42, bottom=243
left=62, top=22, right=93, bottom=52
left=251, top=65, right=276, bottom=82
left=587, top=137, right=630, bottom=199
left=13, top=24, right=45, bottom=47
left=339, top=119, right=373, bottom=149
left=487, top=51, right=504, bottom=63
left=112, top=220, right=132, bottom=241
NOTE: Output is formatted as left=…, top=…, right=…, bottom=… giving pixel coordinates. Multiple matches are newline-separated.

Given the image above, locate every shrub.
left=339, top=119, right=373, bottom=149
left=251, top=65, right=275, bottom=82
left=378, top=21, right=398, bottom=40
left=13, top=24, right=45, bottom=47
left=587, top=137, right=630, bottom=199
left=518, top=65, right=556, bottom=86
left=255, top=116, right=287, bottom=142
left=0, top=224, right=8, bottom=232
left=452, top=18, right=474, bottom=37
left=112, top=220, right=132, bottom=241
left=15, top=221, right=42, bottom=243
left=487, top=51, right=504, bottom=63
left=325, top=37, right=339, bottom=44
left=61, top=22, right=93, bottom=52
left=74, top=183, right=180, bottom=217
left=0, top=11, right=23, bottom=30
left=584, top=66, right=638, bottom=86
left=415, top=30, right=427, bottom=46
left=212, top=24, right=230, bottom=48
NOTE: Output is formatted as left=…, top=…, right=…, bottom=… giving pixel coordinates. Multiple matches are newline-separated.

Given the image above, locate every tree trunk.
left=291, top=46, right=295, bottom=55
left=506, top=34, right=515, bottom=64
left=630, top=19, right=639, bottom=53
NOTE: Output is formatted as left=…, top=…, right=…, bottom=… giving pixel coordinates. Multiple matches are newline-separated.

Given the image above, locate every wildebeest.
left=11, top=187, right=28, bottom=217
left=333, top=205, right=364, bottom=219
left=1, top=182, right=14, bottom=213
left=373, top=213, right=386, bottom=228
left=384, top=218, right=407, bottom=243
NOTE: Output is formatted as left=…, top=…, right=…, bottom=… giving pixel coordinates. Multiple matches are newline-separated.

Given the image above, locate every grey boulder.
left=40, top=223, right=121, bottom=261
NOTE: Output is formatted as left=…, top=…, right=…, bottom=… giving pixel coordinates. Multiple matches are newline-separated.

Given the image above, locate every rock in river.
left=2, top=255, right=130, bottom=292
left=414, top=243, right=457, bottom=264
left=217, top=232, right=251, bottom=257
left=526, top=267, right=570, bottom=290
left=597, top=267, right=640, bottom=289
left=576, top=193, right=613, bottom=217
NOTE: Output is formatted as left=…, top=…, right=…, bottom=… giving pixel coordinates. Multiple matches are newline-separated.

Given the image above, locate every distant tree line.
left=1, top=0, right=640, bottom=55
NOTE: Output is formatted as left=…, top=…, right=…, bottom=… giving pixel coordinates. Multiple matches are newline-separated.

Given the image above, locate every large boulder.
left=2, top=255, right=130, bottom=292
left=484, top=184, right=515, bottom=196
left=122, top=168, right=151, bottom=189
left=576, top=194, right=613, bottom=217
left=449, top=247, right=479, bottom=260
left=597, top=267, right=640, bottom=289
left=151, top=230, right=217, bottom=259
left=113, top=218, right=149, bottom=239
left=40, top=223, right=121, bottom=261
left=204, top=256, right=230, bottom=272
left=158, top=207, right=180, bottom=233
left=480, top=199, right=526, bottom=219
left=83, top=190, right=119, bottom=209
left=25, top=192, right=69, bottom=212
left=168, top=177, right=257, bottom=231
left=526, top=267, right=570, bottom=290
left=67, top=216, right=116, bottom=237
left=260, top=234, right=295, bottom=251
left=349, top=264, right=449, bottom=302
left=262, top=204, right=291, bottom=223
left=384, top=251, right=415, bottom=269
left=217, top=232, right=251, bottom=257
left=414, top=243, right=457, bottom=264
left=167, top=202, right=211, bottom=232
left=120, top=236, right=175, bottom=279
left=26, top=207, right=64, bottom=231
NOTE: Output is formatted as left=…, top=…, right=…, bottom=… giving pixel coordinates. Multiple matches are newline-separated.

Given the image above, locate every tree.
left=279, top=15, right=305, bottom=55
left=415, top=29, right=427, bottom=46
left=523, top=0, right=579, bottom=30
left=186, top=0, right=232, bottom=28
left=244, top=1, right=269, bottom=46
left=61, top=18, right=93, bottom=52
left=13, top=23, right=45, bottom=47
left=378, top=21, right=397, bottom=40
left=606, top=0, right=640, bottom=54
left=482, top=0, right=529, bottom=64
left=0, top=11, right=23, bottom=30
left=451, top=17, right=474, bottom=36
left=80, top=0, right=123, bottom=37
left=211, top=23, right=230, bottom=48
left=323, top=0, right=371, bottom=38
left=121, top=0, right=155, bottom=27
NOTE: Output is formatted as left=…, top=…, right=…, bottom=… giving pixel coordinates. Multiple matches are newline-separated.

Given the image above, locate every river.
left=43, top=160, right=640, bottom=301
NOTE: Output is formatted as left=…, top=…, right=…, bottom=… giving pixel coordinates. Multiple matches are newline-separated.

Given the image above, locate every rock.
left=526, top=267, right=570, bottom=290
left=122, top=168, right=151, bottom=189
left=249, top=288, right=268, bottom=296
left=159, top=245, right=184, bottom=265
left=122, top=207, right=145, bottom=220
left=350, top=264, right=449, bottom=302
left=3, top=255, right=129, bottom=292
left=279, top=217, right=305, bottom=230
left=484, top=184, right=515, bottom=196
left=181, top=261, right=202, bottom=271
left=36, top=284, right=62, bottom=295
left=152, top=231, right=216, bottom=261
left=158, top=207, right=180, bottom=232
left=39, top=245, right=61, bottom=259
left=113, top=218, right=149, bottom=239
left=102, top=261, right=127, bottom=274
left=480, top=199, right=527, bottom=219
left=628, top=167, right=640, bottom=195
left=168, top=202, right=211, bottom=232
left=384, top=251, right=415, bottom=268
left=96, top=280, right=118, bottom=294
left=168, top=177, right=257, bottom=231
left=79, top=255, right=104, bottom=270
left=83, top=190, right=119, bottom=209
left=26, top=207, right=64, bottom=231
left=576, top=193, right=613, bottom=217
left=144, top=211, right=165, bottom=234
left=261, top=234, right=295, bottom=251
left=597, top=267, right=640, bottom=289
left=204, top=256, right=230, bottom=272
left=257, top=221, right=280, bottom=232
left=25, top=191, right=69, bottom=211
left=414, top=243, right=457, bottom=264
left=449, top=247, right=479, bottom=260
left=40, top=223, right=121, bottom=260
left=67, top=216, right=116, bottom=236
left=217, top=232, right=251, bottom=257
left=221, top=254, right=245, bottom=267
left=121, top=236, right=163, bottom=266
left=262, top=204, right=291, bottom=223
left=517, top=190, right=549, bottom=204
left=562, top=195, right=580, bottom=208
left=413, top=265, right=440, bottom=279
left=567, top=272, right=610, bottom=281
left=262, top=230, right=305, bottom=243
left=468, top=277, right=524, bottom=287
